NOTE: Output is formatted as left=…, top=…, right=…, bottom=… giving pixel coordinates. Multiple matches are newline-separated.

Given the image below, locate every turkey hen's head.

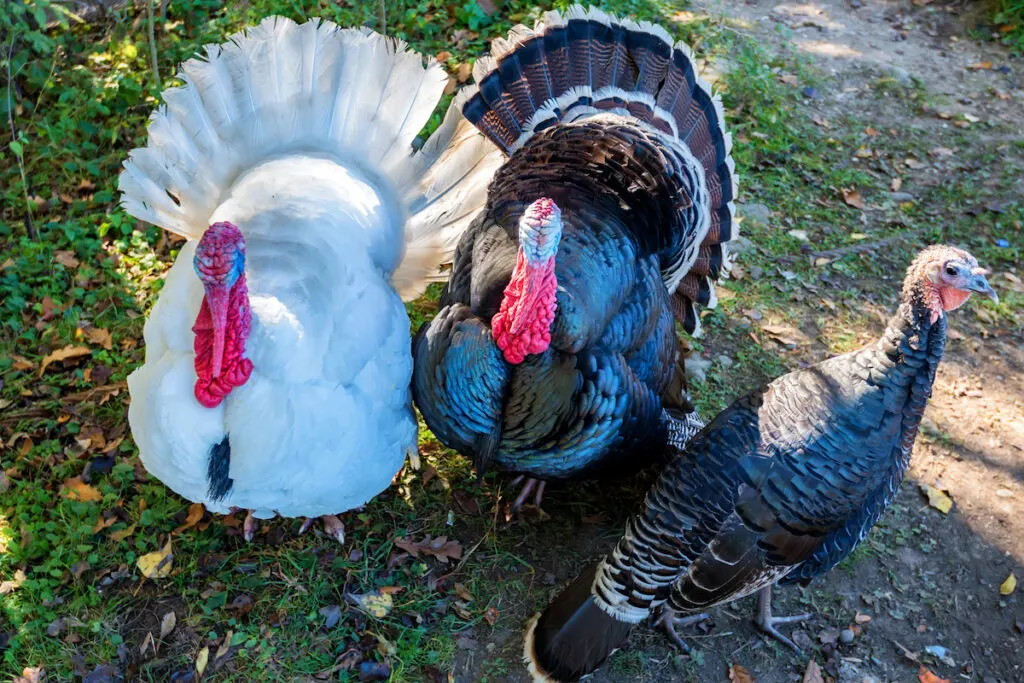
left=192, top=222, right=253, bottom=408
left=492, top=198, right=563, bottom=364
left=904, top=245, right=997, bottom=323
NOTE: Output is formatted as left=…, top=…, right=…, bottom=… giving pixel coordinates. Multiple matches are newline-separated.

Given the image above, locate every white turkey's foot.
left=320, top=515, right=345, bottom=544
left=243, top=510, right=258, bottom=543
left=753, top=586, right=812, bottom=652
left=509, top=476, right=547, bottom=512
left=656, top=610, right=710, bottom=652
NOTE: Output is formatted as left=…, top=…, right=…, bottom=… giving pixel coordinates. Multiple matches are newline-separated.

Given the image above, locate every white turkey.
left=120, top=16, right=502, bottom=540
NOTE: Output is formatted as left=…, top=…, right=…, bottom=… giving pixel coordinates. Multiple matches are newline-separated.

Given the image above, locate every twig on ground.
left=379, top=0, right=386, bottom=34
left=6, top=35, right=37, bottom=240
left=778, top=233, right=916, bottom=264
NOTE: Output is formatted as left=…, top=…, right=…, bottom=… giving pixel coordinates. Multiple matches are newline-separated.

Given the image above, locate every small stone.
left=889, top=192, right=915, bottom=202
left=749, top=265, right=764, bottom=279
left=890, top=66, right=913, bottom=86
left=740, top=203, right=771, bottom=226
left=840, top=628, right=856, bottom=644
left=716, top=354, right=735, bottom=368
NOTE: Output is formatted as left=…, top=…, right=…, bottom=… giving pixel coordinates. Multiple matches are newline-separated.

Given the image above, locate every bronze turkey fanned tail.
left=457, top=5, right=737, bottom=333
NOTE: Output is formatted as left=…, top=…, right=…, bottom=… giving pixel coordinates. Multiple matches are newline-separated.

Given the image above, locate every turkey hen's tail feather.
left=118, top=16, right=502, bottom=300
left=457, top=5, right=737, bottom=333
left=524, top=563, right=635, bottom=682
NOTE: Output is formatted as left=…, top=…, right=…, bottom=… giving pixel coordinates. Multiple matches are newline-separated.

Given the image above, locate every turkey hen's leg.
left=509, top=475, right=547, bottom=511
left=753, top=586, right=812, bottom=652
left=656, top=610, right=710, bottom=652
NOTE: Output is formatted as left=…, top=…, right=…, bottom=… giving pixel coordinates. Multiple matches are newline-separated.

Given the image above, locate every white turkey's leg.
left=320, top=514, right=345, bottom=544
left=243, top=510, right=258, bottom=542
left=753, top=585, right=812, bottom=652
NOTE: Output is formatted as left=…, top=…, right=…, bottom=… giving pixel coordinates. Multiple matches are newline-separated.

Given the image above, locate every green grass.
left=2, top=0, right=1023, bottom=680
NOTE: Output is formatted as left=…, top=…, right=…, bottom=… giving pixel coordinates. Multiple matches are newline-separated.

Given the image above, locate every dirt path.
left=455, top=2, right=1023, bottom=682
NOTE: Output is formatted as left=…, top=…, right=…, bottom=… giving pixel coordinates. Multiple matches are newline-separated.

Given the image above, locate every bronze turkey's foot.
left=656, top=610, right=710, bottom=652
left=509, top=476, right=547, bottom=512
left=754, top=586, right=812, bottom=652
left=298, top=515, right=345, bottom=543
left=243, top=510, right=258, bottom=542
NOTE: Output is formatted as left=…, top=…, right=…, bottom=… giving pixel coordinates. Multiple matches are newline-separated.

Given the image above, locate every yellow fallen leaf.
left=109, top=523, right=137, bottom=542
left=352, top=591, right=394, bottom=619
left=1000, top=573, right=1016, bottom=595
left=842, top=188, right=866, bottom=210
left=137, top=539, right=173, bottom=579
left=195, top=646, right=209, bottom=677
left=215, top=629, right=233, bottom=661
left=62, top=476, right=103, bottom=503
left=923, top=485, right=953, bottom=514
left=39, top=345, right=92, bottom=376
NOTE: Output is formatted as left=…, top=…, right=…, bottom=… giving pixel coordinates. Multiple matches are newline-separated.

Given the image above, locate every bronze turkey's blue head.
left=492, top=198, right=563, bottom=364
left=192, top=222, right=253, bottom=408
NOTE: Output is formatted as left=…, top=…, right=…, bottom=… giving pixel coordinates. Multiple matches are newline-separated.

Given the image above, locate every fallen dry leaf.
left=140, top=631, right=156, bottom=657
left=921, top=484, right=953, bottom=514
left=1, top=569, right=27, bottom=595
left=160, top=611, right=177, bottom=638
left=729, top=663, right=755, bottom=683
left=82, top=327, right=113, bottom=350
left=109, top=523, right=137, bottom=542
left=39, top=345, right=92, bottom=376
left=11, top=355, right=35, bottom=371
left=966, top=61, right=992, bottom=71
left=842, top=188, right=866, bottom=210
left=62, top=476, right=103, bottom=503
left=456, top=62, right=472, bottom=83
left=1000, top=573, right=1016, bottom=595
left=13, top=667, right=45, bottom=683
left=865, top=126, right=880, bottom=136
left=215, top=629, right=233, bottom=661
left=484, top=606, right=499, bottom=626
left=55, top=250, right=80, bottom=268
left=918, top=666, right=950, bottom=683
left=196, top=646, right=210, bottom=677
left=891, top=177, right=902, bottom=191
left=394, top=535, right=463, bottom=562
left=137, top=538, right=173, bottom=579
left=802, top=659, right=825, bottom=683
left=174, top=503, right=205, bottom=534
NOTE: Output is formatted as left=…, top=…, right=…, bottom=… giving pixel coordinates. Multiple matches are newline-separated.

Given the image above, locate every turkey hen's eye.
left=945, top=265, right=958, bottom=276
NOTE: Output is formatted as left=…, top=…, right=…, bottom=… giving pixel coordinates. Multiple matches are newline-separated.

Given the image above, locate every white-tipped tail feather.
left=118, top=16, right=501, bottom=300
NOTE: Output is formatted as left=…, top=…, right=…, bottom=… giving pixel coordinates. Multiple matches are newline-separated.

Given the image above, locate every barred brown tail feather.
left=523, top=563, right=635, bottom=682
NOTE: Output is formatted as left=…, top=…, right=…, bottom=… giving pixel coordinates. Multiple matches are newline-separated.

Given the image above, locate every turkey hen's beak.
left=205, top=286, right=230, bottom=378
left=967, top=268, right=998, bottom=304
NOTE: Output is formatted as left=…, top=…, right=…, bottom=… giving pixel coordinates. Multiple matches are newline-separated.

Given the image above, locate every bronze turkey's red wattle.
left=192, top=222, right=253, bottom=408
left=492, top=198, right=562, bottom=365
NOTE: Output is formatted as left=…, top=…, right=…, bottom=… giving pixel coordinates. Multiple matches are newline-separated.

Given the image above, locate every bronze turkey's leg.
left=509, top=476, right=547, bottom=511
left=656, top=610, right=710, bottom=652
left=753, top=585, right=812, bottom=652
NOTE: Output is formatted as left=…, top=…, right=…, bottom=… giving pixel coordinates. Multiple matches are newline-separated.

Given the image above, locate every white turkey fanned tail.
left=119, top=16, right=502, bottom=299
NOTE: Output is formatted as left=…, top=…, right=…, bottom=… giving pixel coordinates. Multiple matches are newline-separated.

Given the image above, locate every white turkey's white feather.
left=122, top=17, right=500, bottom=517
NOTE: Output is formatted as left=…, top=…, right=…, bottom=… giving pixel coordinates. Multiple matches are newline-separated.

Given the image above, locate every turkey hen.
left=120, top=17, right=501, bottom=539
left=524, top=245, right=997, bottom=682
left=411, top=7, right=737, bottom=509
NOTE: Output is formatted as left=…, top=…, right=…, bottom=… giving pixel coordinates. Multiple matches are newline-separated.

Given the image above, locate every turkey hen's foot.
left=243, top=510, right=257, bottom=543
left=509, top=475, right=547, bottom=513
left=753, top=586, right=812, bottom=652
left=298, top=515, right=346, bottom=544
left=655, top=610, right=710, bottom=652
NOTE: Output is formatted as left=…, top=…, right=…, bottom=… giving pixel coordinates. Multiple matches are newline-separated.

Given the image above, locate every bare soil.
left=454, top=1, right=1024, bottom=681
